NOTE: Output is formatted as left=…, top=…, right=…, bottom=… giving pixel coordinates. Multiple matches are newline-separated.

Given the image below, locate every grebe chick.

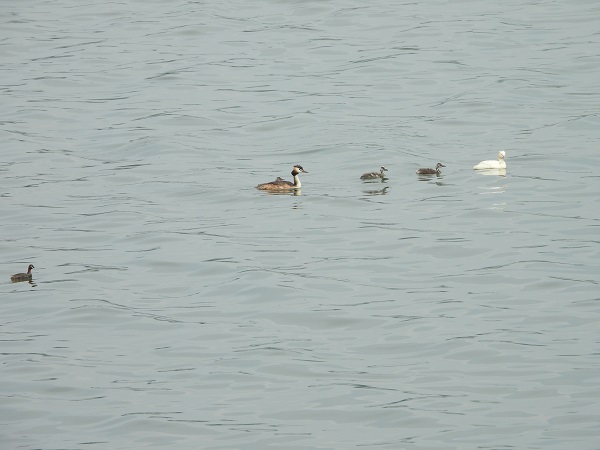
left=474, top=151, right=506, bottom=170
left=11, top=264, right=34, bottom=282
left=257, top=165, right=308, bottom=190
left=417, top=163, right=445, bottom=175
left=360, top=166, right=388, bottom=180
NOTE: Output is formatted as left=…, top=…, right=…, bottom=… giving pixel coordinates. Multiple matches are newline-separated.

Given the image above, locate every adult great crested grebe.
left=474, top=151, right=506, bottom=170
left=416, top=162, right=445, bottom=175
left=256, top=165, right=308, bottom=190
left=11, top=264, right=34, bottom=282
left=360, top=166, right=388, bottom=180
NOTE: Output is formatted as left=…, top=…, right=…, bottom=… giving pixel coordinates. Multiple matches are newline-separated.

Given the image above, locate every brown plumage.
left=257, top=165, right=308, bottom=190
left=361, top=166, right=388, bottom=180
left=416, top=163, right=445, bottom=175
left=11, top=264, right=34, bottom=282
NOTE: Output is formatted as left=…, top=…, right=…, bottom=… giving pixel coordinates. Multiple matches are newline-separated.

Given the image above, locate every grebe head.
left=381, top=166, right=388, bottom=172
left=28, top=264, right=35, bottom=272
left=292, top=165, right=308, bottom=175
left=436, top=163, right=445, bottom=169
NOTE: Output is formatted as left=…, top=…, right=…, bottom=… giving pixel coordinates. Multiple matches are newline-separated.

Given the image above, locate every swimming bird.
left=473, top=151, right=506, bottom=170
left=416, top=163, right=445, bottom=175
left=11, top=264, right=34, bottom=282
left=256, top=165, right=308, bottom=190
left=360, top=166, right=388, bottom=180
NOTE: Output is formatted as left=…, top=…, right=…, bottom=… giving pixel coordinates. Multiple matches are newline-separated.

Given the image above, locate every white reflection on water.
left=475, top=168, right=507, bottom=177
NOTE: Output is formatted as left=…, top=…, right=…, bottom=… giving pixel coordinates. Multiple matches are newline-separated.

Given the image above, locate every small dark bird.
left=11, top=264, right=34, bottom=282
left=361, top=166, right=388, bottom=180
left=416, top=163, right=445, bottom=175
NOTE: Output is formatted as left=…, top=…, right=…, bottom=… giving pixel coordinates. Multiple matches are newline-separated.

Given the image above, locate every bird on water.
left=416, top=163, right=445, bottom=175
left=11, top=264, right=34, bottom=282
left=360, top=166, right=388, bottom=180
left=256, top=165, right=308, bottom=190
left=473, top=151, right=506, bottom=170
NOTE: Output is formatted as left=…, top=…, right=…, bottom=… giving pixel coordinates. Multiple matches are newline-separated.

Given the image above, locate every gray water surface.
left=2, top=0, right=600, bottom=449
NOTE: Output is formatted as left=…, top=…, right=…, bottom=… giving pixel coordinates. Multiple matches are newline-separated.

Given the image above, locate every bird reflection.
left=474, top=168, right=507, bottom=177
left=417, top=173, right=443, bottom=181
left=262, top=189, right=301, bottom=196
left=363, top=186, right=389, bottom=196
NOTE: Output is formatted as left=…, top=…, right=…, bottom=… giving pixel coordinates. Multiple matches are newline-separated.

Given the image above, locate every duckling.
left=474, top=151, right=506, bottom=170
left=257, top=165, right=308, bottom=190
left=417, top=162, right=445, bottom=175
left=360, top=166, right=388, bottom=180
left=11, top=264, right=34, bottom=282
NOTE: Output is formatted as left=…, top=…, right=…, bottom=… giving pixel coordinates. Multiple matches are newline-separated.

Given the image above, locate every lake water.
left=2, top=0, right=600, bottom=448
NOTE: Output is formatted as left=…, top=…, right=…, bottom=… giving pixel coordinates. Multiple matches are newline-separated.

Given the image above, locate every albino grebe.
left=474, top=151, right=506, bottom=170
left=361, top=166, right=388, bottom=180
left=257, top=165, right=308, bottom=190
left=417, top=163, right=445, bottom=175
left=11, top=264, right=34, bottom=282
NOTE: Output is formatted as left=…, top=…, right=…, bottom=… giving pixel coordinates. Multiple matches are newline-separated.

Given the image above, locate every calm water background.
left=2, top=0, right=599, bottom=448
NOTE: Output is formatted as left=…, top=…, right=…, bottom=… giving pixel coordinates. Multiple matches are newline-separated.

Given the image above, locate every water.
left=2, top=0, right=599, bottom=448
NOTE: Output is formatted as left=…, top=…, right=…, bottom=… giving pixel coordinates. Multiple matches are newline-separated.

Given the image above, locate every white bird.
left=473, top=151, right=506, bottom=170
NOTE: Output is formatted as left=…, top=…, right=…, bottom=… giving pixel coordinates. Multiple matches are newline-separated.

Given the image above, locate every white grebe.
left=11, top=264, right=34, bottom=282
left=417, top=163, right=445, bottom=175
left=474, top=151, right=506, bottom=170
left=257, top=165, right=308, bottom=190
left=360, top=166, right=388, bottom=180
